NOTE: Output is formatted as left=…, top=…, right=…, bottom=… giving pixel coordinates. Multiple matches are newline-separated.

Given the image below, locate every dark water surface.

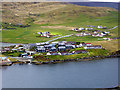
left=70, top=2, right=119, bottom=10
left=2, top=58, right=118, bottom=88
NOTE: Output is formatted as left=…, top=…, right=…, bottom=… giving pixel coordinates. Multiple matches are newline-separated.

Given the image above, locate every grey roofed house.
left=36, top=42, right=45, bottom=46
left=43, top=32, right=50, bottom=34
left=36, top=46, right=46, bottom=52
left=61, top=52, right=73, bottom=55
left=66, top=45, right=75, bottom=49
left=44, top=44, right=55, bottom=49
left=66, top=41, right=76, bottom=45
left=18, top=47, right=24, bottom=50
left=58, top=46, right=66, bottom=51
left=50, top=43, right=56, bottom=46
left=73, top=50, right=87, bottom=54
left=11, top=49, right=18, bottom=51
left=37, top=48, right=45, bottom=50
left=47, top=52, right=58, bottom=55
left=84, top=45, right=102, bottom=49
left=58, top=46, right=66, bottom=49
left=47, top=44, right=56, bottom=48
left=36, top=48, right=46, bottom=52
left=37, top=32, right=42, bottom=34
left=38, top=42, right=46, bottom=45
left=60, top=41, right=67, bottom=44
left=36, top=43, right=41, bottom=46
left=45, top=42, right=49, bottom=45
left=37, top=46, right=45, bottom=48
left=80, top=43, right=86, bottom=47
left=87, top=25, right=95, bottom=27
left=51, top=47, right=56, bottom=49
left=97, top=26, right=103, bottom=29
left=50, top=47, right=57, bottom=51
left=51, top=41, right=59, bottom=44
left=20, top=53, right=28, bottom=57
left=58, top=43, right=65, bottom=45
left=44, top=45, right=50, bottom=48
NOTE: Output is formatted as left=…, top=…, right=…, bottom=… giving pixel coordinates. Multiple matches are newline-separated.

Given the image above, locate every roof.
left=86, top=45, right=101, bottom=47
left=85, top=43, right=91, bottom=44
left=51, top=41, right=59, bottom=44
left=26, top=51, right=35, bottom=53
left=37, top=46, right=44, bottom=48
left=61, top=51, right=72, bottom=54
left=51, top=47, right=57, bottom=49
left=50, top=52, right=58, bottom=54
left=74, top=50, right=87, bottom=53
left=66, top=45, right=74, bottom=46
left=58, top=46, right=66, bottom=49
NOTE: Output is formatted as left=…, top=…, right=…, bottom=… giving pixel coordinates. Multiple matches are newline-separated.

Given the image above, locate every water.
left=70, top=2, right=119, bottom=10
left=0, top=42, right=24, bottom=47
left=0, top=42, right=28, bottom=47
left=2, top=58, right=118, bottom=88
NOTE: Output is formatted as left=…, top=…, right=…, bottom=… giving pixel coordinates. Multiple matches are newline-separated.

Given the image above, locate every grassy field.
left=91, top=40, right=119, bottom=52
left=1, top=10, right=118, bottom=43
left=1, top=2, right=119, bottom=53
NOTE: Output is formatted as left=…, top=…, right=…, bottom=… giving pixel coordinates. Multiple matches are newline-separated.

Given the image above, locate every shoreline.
left=9, top=55, right=120, bottom=66
left=0, top=42, right=28, bottom=45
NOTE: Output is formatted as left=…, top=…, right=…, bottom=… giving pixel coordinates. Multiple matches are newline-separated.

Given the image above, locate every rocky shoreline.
left=9, top=54, right=119, bottom=66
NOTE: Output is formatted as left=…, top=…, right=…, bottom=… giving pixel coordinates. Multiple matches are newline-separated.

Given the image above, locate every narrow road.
left=10, top=57, right=33, bottom=61
left=109, top=26, right=118, bottom=30
left=46, top=34, right=73, bottom=43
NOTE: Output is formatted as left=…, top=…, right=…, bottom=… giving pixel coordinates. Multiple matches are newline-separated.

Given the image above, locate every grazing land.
left=1, top=2, right=119, bottom=53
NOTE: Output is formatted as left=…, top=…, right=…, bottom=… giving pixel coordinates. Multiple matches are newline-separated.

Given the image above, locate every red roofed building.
left=85, top=43, right=92, bottom=46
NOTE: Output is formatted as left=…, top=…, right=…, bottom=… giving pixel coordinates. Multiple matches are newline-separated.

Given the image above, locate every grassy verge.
left=33, top=49, right=109, bottom=62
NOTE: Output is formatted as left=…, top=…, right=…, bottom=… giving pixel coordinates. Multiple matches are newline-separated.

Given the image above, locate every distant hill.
left=2, top=2, right=117, bottom=25
left=69, top=2, right=119, bottom=10
left=1, top=2, right=119, bottom=46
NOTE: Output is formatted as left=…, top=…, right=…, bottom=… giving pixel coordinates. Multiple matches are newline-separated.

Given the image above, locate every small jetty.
left=0, top=57, right=12, bottom=66
left=10, top=57, right=33, bottom=64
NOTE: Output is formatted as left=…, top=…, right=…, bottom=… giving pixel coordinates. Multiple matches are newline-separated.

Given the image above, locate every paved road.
left=46, top=34, right=73, bottom=43
left=109, top=26, right=118, bottom=30
left=10, top=57, right=32, bottom=61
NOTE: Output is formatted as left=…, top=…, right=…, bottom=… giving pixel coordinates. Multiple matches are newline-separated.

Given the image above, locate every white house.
left=51, top=41, right=59, bottom=44
left=84, top=45, right=102, bottom=49
left=37, top=32, right=42, bottom=34
left=72, top=28, right=75, bottom=31
left=47, top=52, right=51, bottom=55
left=79, top=28, right=85, bottom=30
left=58, top=52, right=62, bottom=55
left=101, top=32, right=106, bottom=36
left=104, top=31, right=110, bottom=34
left=85, top=28, right=93, bottom=30
left=97, top=26, right=103, bottom=29
left=58, top=46, right=66, bottom=51
left=46, top=52, right=58, bottom=55
left=85, top=43, right=92, bottom=46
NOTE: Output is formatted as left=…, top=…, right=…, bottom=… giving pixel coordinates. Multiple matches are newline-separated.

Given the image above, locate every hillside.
left=1, top=2, right=119, bottom=52
left=2, top=2, right=68, bottom=25
left=2, top=2, right=117, bottom=25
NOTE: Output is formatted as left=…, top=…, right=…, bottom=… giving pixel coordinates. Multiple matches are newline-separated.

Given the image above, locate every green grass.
left=2, top=51, right=23, bottom=57
left=33, top=49, right=109, bottom=61
left=1, top=7, right=118, bottom=44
